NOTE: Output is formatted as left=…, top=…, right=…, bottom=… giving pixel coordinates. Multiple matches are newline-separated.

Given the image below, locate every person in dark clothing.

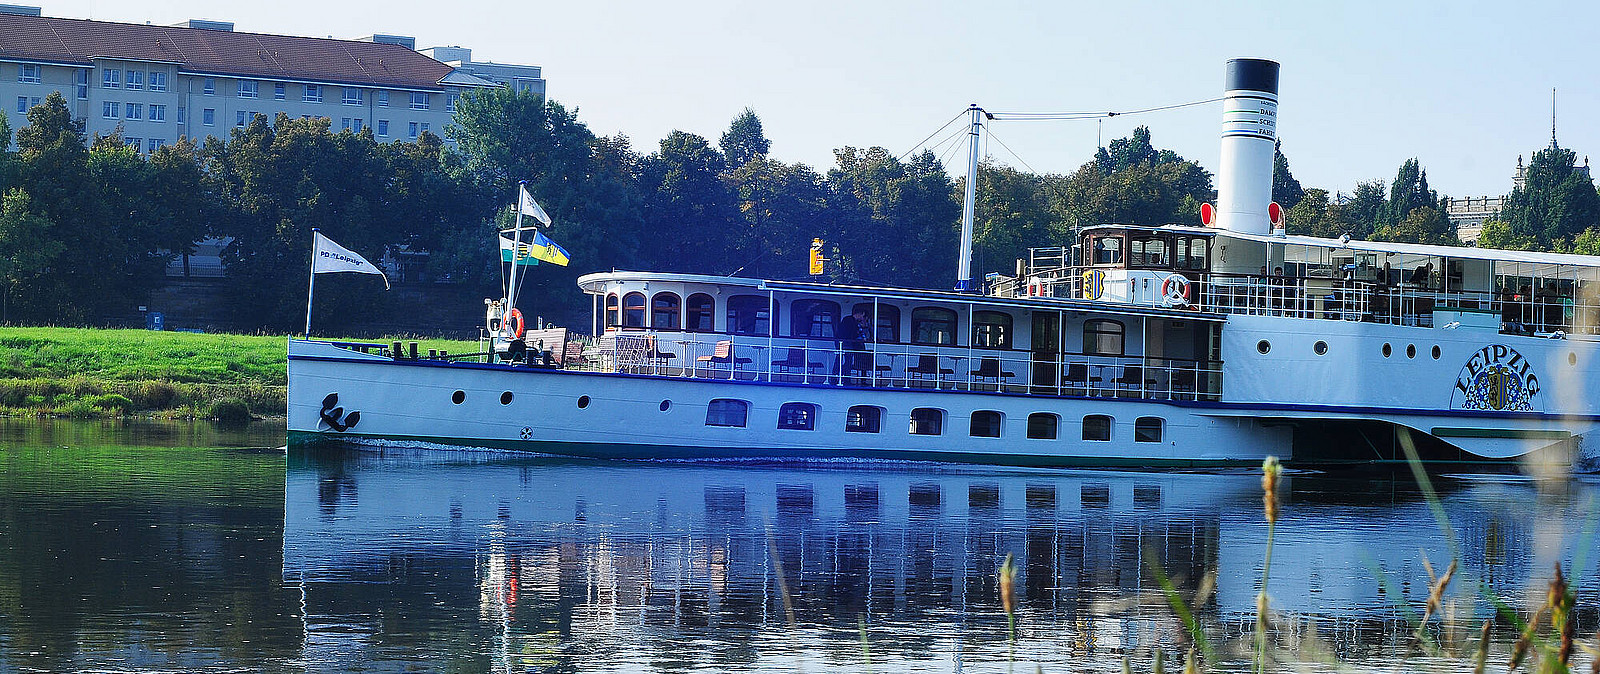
left=836, top=309, right=869, bottom=384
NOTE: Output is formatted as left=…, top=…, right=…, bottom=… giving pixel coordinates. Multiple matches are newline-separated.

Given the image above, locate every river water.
left=2, top=419, right=1598, bottom=673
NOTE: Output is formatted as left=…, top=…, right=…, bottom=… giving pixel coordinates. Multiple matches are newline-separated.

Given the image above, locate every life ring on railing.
left=506, top=308, right=526, bottom=339
left=1161, top=274, right=1192, bottom=305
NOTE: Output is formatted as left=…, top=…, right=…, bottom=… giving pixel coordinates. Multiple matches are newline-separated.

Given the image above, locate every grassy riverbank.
left=0, top=327, right=479, bottom=419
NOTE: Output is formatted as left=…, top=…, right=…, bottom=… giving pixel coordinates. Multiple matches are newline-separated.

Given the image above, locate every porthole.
left=660, top=400, right=672, bottom=412
left=1406, top=344, right=1416, bottom=359
left=1431, top=345, right=1441, bottom=360
left=1570, top=352, right=1578, bottom=366
left=1257, top=340, right=1271, bottom=355
left=451, top=390, right=465, bottom=404
left=1313, top=341, right=1328, bottom=356
left=577, top=395, right=591, bottom=409
left=1382, top=343, right=1392, bottom=358
left=500, top=391, right=514, bottom=405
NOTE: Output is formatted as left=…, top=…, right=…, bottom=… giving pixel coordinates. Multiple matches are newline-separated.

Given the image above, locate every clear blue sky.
left=48, top=0, right=1600, bottom=198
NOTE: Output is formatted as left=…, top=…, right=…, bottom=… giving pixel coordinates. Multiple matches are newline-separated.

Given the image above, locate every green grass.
left=0, top=327, right=480, bottom=419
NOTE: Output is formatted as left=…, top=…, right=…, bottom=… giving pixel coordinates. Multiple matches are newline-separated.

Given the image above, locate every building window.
left=621, top=292, right=646, bottom=328
left=125, top=103, right=142, bottom=120
left=238, top=80, right=259, bottom=98
left=705, top=399, right=749, bottom=427
left=352, top=119, right=363, bottom=132
left=970, top=410, right=1003, bottom=438
left=149, top=104, right=166, bottom=122
left=650, top=292, right=681, bottom=330
left=1135, top=417, right=1164, bottom=443
left=846, top=405, right=882, bottom=433
left=408, top=121, right=418, bottom=139
left=202, top=108, right=214, bottom=126
left=149, top=71, right=167, bottom=92
left=177, top=106, right=186, bottom=123
left=1083, top=414, right=1112, bottom=441
left=377, top=91, right=389, bottom=106
left=778, top=402, right=817, bottom=431
left=377, top=120, right=389, bottom=137
left=303, top=84, right=322, bottom=102
left=686, top=293, right=714, bottom=332
left=74, top=70, right=88, bottom=98
left=790, top=299, right=840, bottom=338
left=446, top=93, right=459, bottom=112
left=911, top=307, right=958, bottom=345
left=340, top=118, right=351, bottom=131
left=1083, top=319, right=1125, bottom=356
left=127, top=70, right=144, bottom=90
left=410, top=92, right=430, bottom=110
left=343, top=88, right=363, bottom=105
left=854, top=303, right=900, bottom=343
left=726, top=295, right=770, bottom=336
left=1027, top=413, right=1059, bottom=439
left=102, top=68, right=120, bottom=88
left=273, top=82, right=285, bottom=100
left=236, top=110, right=248, bottom=126
left=125, top=137, right=140, bottom=150
left=972, top=311, right=1013, bottom=349
left=102, top=101, right=118, bottom=119
left=15, top=96, right=25, bottom=113
left=202, top=77, right=215, bottom=95
left=420, top=122, right=429, bottom=134
left=148, top=138, right=163, bottom=152
left=910, top=408, right=944, bottom=436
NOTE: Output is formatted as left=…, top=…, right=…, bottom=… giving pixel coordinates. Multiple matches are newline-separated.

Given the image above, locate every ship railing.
left=603, top=332, right=1221, bottom=401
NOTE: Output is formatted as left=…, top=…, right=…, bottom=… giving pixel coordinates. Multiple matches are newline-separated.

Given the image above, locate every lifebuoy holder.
left=506, top=308, right=526, bottom=339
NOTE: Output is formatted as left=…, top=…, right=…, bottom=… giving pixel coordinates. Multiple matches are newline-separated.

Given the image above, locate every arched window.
left=969, top=410, right=1003, bottom=438
left=1083, top=319, right=1125, bottom=355
left=846, top=405, right=883, bottom=433
left=854, top=303, right=900, bottom=343
left=1135, top=417, right=1164, bottom=443
left=686, top=293, right=715, bottom=332
left=605, top=294, right=620, bottom=328
left=790, top=299, right=840, bottom=338
left=1082, top=414, right=1112, bottom=441
left=910, top=408, right=943, bottom=435
left=651, top=292, right=681, bottom=330
left=727, top=295, right=770, bottom=336
left=1027, top=413, right=1059, bottom=439
left=706, top=399, right=749, bottom=427
left=972, top=311, right=1013, bottom=349
left=778, top=402, right=818, bottom=430
left=911, top=307, right=958, bottom=345
left=622, top=292, right=646, bottom=328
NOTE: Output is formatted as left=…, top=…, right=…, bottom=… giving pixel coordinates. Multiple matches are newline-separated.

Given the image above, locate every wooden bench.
left=523, top=327, right=569, bottom=366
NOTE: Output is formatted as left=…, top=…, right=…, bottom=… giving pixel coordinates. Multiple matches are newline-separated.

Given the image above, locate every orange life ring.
left=1161, top=274, right=1192, bottom=302
left=506, top=308, right=525, bottom=339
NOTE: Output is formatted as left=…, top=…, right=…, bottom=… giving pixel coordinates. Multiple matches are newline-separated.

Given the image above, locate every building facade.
left=0, top=6, right=545, bottom=152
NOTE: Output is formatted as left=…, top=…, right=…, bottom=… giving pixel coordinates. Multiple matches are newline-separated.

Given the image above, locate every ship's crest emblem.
left=1450, top=344, right=1541, bottom=412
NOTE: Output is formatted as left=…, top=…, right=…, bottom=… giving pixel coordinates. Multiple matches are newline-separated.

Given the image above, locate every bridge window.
left=727, top=295, right=770, bottom=336
left=1083, top=319, right=1125, bottom=356
left=1129, top=235, right=1171, bottom=268
left=791, top=299, right=840, bottom=338
left=1176, top=236, right=1210, bottom=271
left=651, top=292, right=681, bottom=330
left=846, top=405, right=882, bottom=433
left=605, top=294, right=620, bottom=327
left=686, top=293, right=715, bottom=332
left=1083, top=414, right=1112, bottom=441
left=1090, top=235, right=1124, bottom=265
left=622, top=292, right=646, bottom=328
left=778, top=402, right=817, bottom=430
left=706, top=399, right=749, bottom=427
left=911, top=307, right=958, bottom=345
left=972, top=311, right=1012, bottom=349
left=1027, top=413, right=1059, bottom=439
left=1135, top=417, right=1164, bottom=443
left=910, top=408, right=944, bottom=435
left=970, top=410, right=1003, bottom=438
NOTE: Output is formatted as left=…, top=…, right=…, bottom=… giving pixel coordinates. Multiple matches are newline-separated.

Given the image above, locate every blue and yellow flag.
left=499, top=236, right=539, bottom=266
left=528, top=231, right=571, bottom=266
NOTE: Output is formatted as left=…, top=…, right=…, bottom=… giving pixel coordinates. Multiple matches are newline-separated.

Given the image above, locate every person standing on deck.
left=836, top=308, right=869, bottom=385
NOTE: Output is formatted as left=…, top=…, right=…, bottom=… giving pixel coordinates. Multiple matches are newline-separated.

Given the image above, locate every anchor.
left=319, top=393, right=361, bottom=432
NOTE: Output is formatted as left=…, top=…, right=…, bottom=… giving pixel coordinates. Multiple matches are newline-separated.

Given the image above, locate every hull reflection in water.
left=285, top=445, right=1600, bottom=671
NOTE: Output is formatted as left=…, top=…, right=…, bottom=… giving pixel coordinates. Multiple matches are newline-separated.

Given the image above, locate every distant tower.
left=1551, top=87, right=1558, bottom=149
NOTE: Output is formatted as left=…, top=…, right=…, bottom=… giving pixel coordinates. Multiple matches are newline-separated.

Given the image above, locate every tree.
left=637, top=131, right=739, bottom=274
left=719, top=107, right=771, bottom=168
left=1371, top=206, right=1457, bottom=245
left=1498, top=146, right=1600, bottom=248
left=1285, top=188, right=1338, bottom=238
left=1477, top=219, right=1538, bottom=251
left=826, top=147, right=959, bottom=287
left=725, top=156, right=828, bottom=279
left=969, top=161, right=1059, bottom=277
left=1380, top=158, right=1438, bottom=229
left=0, top=189, right=58, bottom=322
left=1331, top=180, right=1387, bottom=239
left=1271, top=139, right=1304, bottom=210
left=1058, top=127, right=1213, bottom=229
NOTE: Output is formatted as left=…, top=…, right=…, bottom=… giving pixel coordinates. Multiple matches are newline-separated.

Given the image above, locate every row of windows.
left=101, top=69, right=168, bottom=92
left=606, top=292, right=1127, bottom=354
left=100, top=102, right=168, bottom=121
left=108, top=137, right=167, bottom=153
left=199, top=77, right=436, bottom=110
left=704, top=399, right=1164, bottom=442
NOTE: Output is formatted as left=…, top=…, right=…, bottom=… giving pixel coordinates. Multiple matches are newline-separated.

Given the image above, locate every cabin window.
left=1091, top=236, right=1124, bottom=265
left=855, top=303, right=900, bottom=343
left=605, top=294, right=621, bottom=327
left=846, top=405, right=882, bottom=433
left=1135, top=417, right=1164, bottom=443
left=622, top=292, right=646, bottom=328
left=1027, top=413, right=1059, bottom=439
left=1176, top=237, right=1209, bottom=271
left=1083, top=319, right=1125, bottom=356
left=972, top=311, right=1012, bottom=349
left=727, top=295, right=771, bottom=336
left=1129, top=235, right=1170, bottom=268
left=790, top=299, right=840, bottom=338
left=778, top=402, right=817, bottom=430
left=910, top=408, right=943, bottom=435
left=705, top=399, right=749, bottom=427
left=970, top=410, right=1003, bottom=438
left=911, top=307, right=958, bottom=345
left=686, top=293, right=715, bottom=332
left=651, top=292, right=681, bottom=330
left=1083, top=414, right=1112, bottom=441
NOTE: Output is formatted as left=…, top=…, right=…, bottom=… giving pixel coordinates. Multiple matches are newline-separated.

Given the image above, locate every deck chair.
left=1111, top=364, right=1146, bottom=398
left=696, top=340, right=751, bottom=376
left=972, top=357, right=1016, bottom=391
left=906, top=354, right=954, bottom=389
left=643, top=334, right=676, bottom=373
left=771, top=347, right=823, bottom=382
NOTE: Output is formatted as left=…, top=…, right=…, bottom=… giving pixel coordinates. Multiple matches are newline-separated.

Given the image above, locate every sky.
left=39, top=0, right=1600, bottom=198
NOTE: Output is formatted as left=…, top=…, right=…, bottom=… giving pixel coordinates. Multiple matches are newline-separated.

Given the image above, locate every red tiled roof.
left=0, top=14, right=452, bottom=90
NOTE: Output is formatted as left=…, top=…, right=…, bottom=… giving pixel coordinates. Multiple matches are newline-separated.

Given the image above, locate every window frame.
left=18, top=63, right=40, bottom=84
left=621, top=291, right=647, bottom=328
left=777, top=402, right=818, bottom=431
left=705, top=399, right=749, bottom=428
left=303, top=84, right=323, bottom=103
left=846, top=405, right=883, bottom=433
left=910, top=306, right=958, bottom=346
left=726, top=295, right=771, bottom=336
left=1135, top=417, right=1164, bottom=443
left=202, top=108, right=215, bottom=126
left=201, top=77, right=215, bottom=95
left=790, top=299, right=840, bottom=338
left=604, top=294, right=620, bottom=328
left=1083, top=319, right=1126, bottom=356
left=126, top=70, right=144, bottom=91
left=342, top=87, right=363, bottom=105
left=410, top=92, right=430, bottom=110
left=853, top=303, right=900, bottom=343
left=149, top=104, right=166, bottom=122
left=972, top=310, right=1013, bottom=349
left=910, top=407, right=944, bottom=436
left=237, top=80, right=259, bottom=99
left=685, top=293, right=715, bottom=332
left=1082, top=414, right=1112, bottom=441
left=102, top=68, right=121, bottom=89
left=650, top=292, right=681, bottom=330
left=969, top=410, right=1003, bottom=438
left=1026, top=413, right=1059, bottom=440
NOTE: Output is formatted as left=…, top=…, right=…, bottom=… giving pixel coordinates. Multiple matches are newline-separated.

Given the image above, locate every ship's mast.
left=504, top=180, right=527, bottom=336
left=956, top=104, right=982, bottom=291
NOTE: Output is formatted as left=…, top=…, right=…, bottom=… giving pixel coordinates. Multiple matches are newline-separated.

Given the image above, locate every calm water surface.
left=2, top=419, right=1598, bottom=672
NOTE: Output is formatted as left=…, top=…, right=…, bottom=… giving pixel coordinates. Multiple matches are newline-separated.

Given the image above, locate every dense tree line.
left=2, top=87, right=1598, bottom=332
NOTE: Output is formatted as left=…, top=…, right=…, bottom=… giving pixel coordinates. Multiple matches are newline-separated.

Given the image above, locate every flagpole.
left=505, top=181, right=527, bottom=338
left=305, top=228, right=318, bottom=337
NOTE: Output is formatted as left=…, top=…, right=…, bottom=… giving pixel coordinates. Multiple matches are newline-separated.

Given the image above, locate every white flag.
left=312, top=231, right=389, bottom=289
left=519, top=184, right=552, bottom=226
